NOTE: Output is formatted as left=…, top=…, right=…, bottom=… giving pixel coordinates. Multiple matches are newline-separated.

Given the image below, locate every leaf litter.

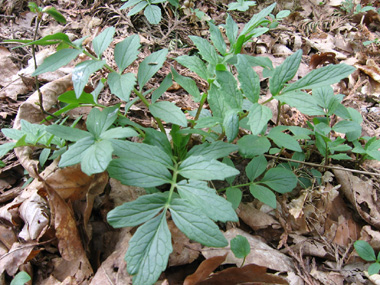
left=0, top=0, right=380, bottom=284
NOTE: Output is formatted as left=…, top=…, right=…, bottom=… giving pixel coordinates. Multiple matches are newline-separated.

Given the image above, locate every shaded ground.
left=1, top=0, right=380, bottom=284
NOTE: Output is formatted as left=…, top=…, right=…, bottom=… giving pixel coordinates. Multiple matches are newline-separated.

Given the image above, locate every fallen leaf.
left=184, top=254, right=227, bottom=285
left=310, top=52, right=338, bottom=69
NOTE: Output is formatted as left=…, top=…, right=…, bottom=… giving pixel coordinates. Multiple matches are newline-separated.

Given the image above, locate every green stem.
left=166, top=165, right=179, bottom=206
left=193, top=92, right=208, bottom=123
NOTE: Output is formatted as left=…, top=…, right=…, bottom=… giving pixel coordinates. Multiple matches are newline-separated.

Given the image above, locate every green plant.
left=363, top=38, right=380, bottom=46
left=120, top=0, right=179, bottom=24
left=354, top=240, right=380, bottom=275
left=228, top=0, right=256, bottom=12
left=1, top=3, right=380, bottom=285
left=231, top=235, right=251, bottom=266
left=11, top=271, right=31, bottom=285
left=340, top=0, right=375, bottom=14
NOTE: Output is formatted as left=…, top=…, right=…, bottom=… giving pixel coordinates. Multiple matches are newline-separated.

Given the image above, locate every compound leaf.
left=114, top=34, right=141, bottom=71
left=250, top=184, right=277, bottom=209
left=81, top=139, right=113, bottom=175
left=72, top=60, right=105, bottom=98
left=92, top=27, right=115, bottom=57
left=149, top=101, right=187, bottom=127
left=247, top=103, right=272, bottom=135
left=138, top=49, right=168, bottom=87
left=108, top=72, right=136, bottom=101
left=260, top=167, right=297, bottom=194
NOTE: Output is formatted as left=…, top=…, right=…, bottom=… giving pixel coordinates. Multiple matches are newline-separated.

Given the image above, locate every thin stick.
left=264, top=154, right=380, bottom=177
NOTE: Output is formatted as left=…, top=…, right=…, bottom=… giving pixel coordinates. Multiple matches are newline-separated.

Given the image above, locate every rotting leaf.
left=196, top=264, right=288, bottom=285
left=184, top=253, right=227, bottom=285
left=310, top=52, right=337, bottom=69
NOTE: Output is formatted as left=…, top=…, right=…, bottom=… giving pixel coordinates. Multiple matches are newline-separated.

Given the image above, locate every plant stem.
left=166, top=165, right=179, bottom=206
left=193, top=92, right=208, bottom=123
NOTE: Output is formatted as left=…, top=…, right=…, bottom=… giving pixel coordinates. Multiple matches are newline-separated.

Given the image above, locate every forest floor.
left=1, top=0, right=380, bottom=284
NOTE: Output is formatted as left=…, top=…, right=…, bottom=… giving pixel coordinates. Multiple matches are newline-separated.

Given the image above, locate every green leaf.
left=138, top=49, right=168, bottom=88
left=107, top=157, right=172, bottom=187
left=247, top=103, right=272, bottom=135
left=127, top=1, right=148, bottom=16
left=226, top=187, right=242, bottom=210
left=269, top=50, right=302, bottom=96
left=33, top=48, right=81, bottom=76
left=169, top=198, right=228, bottom=247
left=240, top=3, right=276, bottom=36
left=59, top=136, right=95, bottom=167
left=194, top=116, right=221, bottom=129
left=223, top=110, right=239, bottom=142
left=5, top=32, right=72, bottom=47
left=108, top=72, right=136, bottom=101
left=92, top=27, right=115, bottom=57
left=329, top=153, right=352, bottom=160
left=152, top=74, right=173, bottom=103
left=225, top=14, right=238, bottom=45
left=125, top=212, right=172, bottom=285
left=46, top=125, right=92, bottom=141
left=236, top=54, right=260, bottom=103
left=114, top=34, right=141, bottom=71
left=44, top=7, right=66, bottom=24
left=283, top=64, right=356, bottom=93
left=58, top=90, right=96, bottom=104
left=176, top=180, right=238, bottom=222
left=312, top=86, right=335, bottom=110
left=72, top=60, right=105, bottom=98
left=354, top=240, right=377, bottom=262
left=216, top=70, right=243, bottom=110
left=179, top=155, right=240, bottom=180
left=107, top=193, right=167, bottom=228
left=11, top=271, right=31, bottom=285
left=86, top=106, right=119, bottom=138
left=0, top=142, right=16, bottom=158
left=267, top=127, right=302, bottom=152
left=250, top=184, right=277, bottom=208
left=143, top=128, right=173, bottom=157
left=111, top=140, right=173, bottom=167
left=260, top=167, right=297, bottom=193
left=81, top=139, right=113, bottom=175
left=186, top=141, right=238, bottom=160
left=230, top=235, right=251, bottom=259
left=279, top=91, right=325, bottom=116
left=171, top=67, right=201, bottom=101
left=100, top=127, right=138, bottom=139
left=175, top=55, right=208, bottom=80
left=368, top=262, right=380, bottom=276
left=333, top=120, right=361, bottom=134
left=208, top=83, right=226, bottom=118
left=120, top=0, right=142, bottom=9
left=149, top=101, right=187, bottom=127
left=238, top=135, right=271, bottom=158
left=28, top=2, right=39, bottom=12
left=246, top=155, right=267, bottom=181
left=189, top=35, right=220, bottom=65
left=209, top=21, right=227, bottom=55
left=144, top=4, right=161, bottom=24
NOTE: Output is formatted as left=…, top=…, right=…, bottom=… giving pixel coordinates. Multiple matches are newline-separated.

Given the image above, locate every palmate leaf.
left=138, top=49, right=168, bottom=87
left=59, top=136, right=95, bottom=168
left=179, top=155, right=239, bottom=180
left=108, top=72, right=136, bottom=101
left=81, top=139, right=113, bottom=175
left=107, top=157, right=172, bottom=187
left=33, top=48, right=82, bottom=76
left=72, top=60, right=106, bottom=98
left=169, top=198, right=228, bottom=247
left=114, top=34, right=140, bottom=71
left=149, top=101, right=187, bottom=127
left=125, top=212, right=172, bottom=285
left=269, top=49, right=302, bottom=96
left=283, top=63, right=356, bottom=93
left=186, top=141, right=238, bottom=160
left=46, top=125, right=92, bottom=141
left=107, top=193, right=168, bottom=228
left=92, top=27, right=115, bottom=57
left=259, top=167, right=297, bottom=193
left=86, top=106, right=119, bottom=138
left=176, top=180, right=238, bottom=222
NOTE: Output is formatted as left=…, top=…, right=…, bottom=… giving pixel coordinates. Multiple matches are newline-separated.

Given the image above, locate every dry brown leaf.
left=196, top=264, right=288, bottom=285
left=90, top=228, right=133, bottom=285
left=355, top=59, right=380, bottom=83
left=18, top=192, right=49, bottom=241
left=0, top=224, right=17, bottom=252
left=333, top=169, right=380, bottom=230
left=169, top=220, right=201, bottom=267
left=202, top=228, right=294, bottom=272
left=0, top=47, right=29, bottom=100
left=0, top=241, right=40, bottom=276
left=238, top=202, right=280, bottom=230
left=310, top=52, right=338, bottom=69
left=37, top=181, right=93, bottom=283
left=184, top=253, right=227, bottom=285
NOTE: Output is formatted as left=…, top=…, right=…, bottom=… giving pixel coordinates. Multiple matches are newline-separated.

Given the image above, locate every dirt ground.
left=1, top=0, right=380, bottom=284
